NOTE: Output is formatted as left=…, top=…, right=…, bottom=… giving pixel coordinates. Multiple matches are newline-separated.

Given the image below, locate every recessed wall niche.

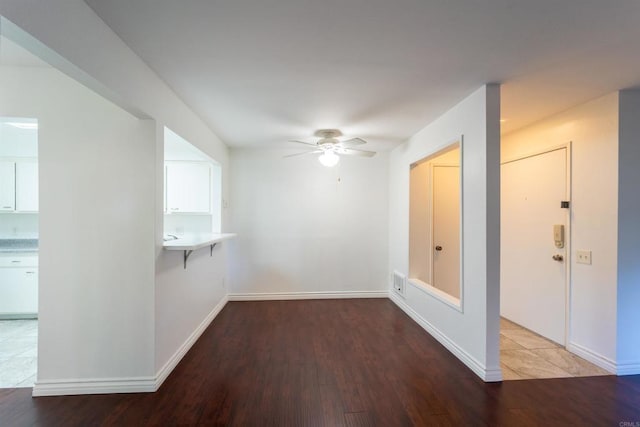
left=409, top=140, right=462, bottom=307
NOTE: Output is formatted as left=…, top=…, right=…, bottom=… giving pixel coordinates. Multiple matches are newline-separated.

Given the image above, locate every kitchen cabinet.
left=0, top=255, right=38, bottom=316
left=165, top=161, right=211, bottom=214
left=0, top=161, right=15, bottom=211
left=16, top=162, right=38, bottom=212
left=0, top=160, right=38, bottom=213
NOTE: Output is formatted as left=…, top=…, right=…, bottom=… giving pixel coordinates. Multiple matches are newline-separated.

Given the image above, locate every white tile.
left=0, top=356, right=37, bottom=387
left=0, top=320, right=38, bottom=341
left=500, top=328, right=560, bottom=350
left=501, top=349, right=573, bottom=379
left=530, top=348, right=610, bottom=377
left=0, top=320, right=38, bottom=388
left=14, top=373, right=36, bottom=388
left=0, top=336, right=38, bottom=359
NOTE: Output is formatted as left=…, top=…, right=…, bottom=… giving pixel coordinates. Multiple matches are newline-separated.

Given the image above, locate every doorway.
left=0, top=116, right=39, bottom=388
left=501, top=146, right=569, bottom=345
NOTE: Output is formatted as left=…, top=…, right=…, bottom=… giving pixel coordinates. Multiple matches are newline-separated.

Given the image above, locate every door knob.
left=552, top=254, right=564, bottom=262
left=435, top=246, right=443, bottom=251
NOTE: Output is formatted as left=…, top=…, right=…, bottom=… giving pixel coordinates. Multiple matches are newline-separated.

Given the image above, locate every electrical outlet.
left=577, top=250, right=592, bottom=265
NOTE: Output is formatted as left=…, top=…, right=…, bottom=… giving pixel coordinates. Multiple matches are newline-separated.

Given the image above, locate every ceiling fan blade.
left=340, top=137, right=367, bottom=146
left=283, top=150, right=323, bottom=158
left=338, top=147, right=376, bottom=157
left=289, top=139, right=318, bottom=147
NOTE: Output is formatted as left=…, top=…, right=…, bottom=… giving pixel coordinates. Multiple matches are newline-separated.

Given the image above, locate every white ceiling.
left=84, top=0, right=640, bottom=149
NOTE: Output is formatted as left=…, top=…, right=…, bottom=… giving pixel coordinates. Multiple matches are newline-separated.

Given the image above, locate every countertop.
left=163, top=233, right=236, bottom=251
left=0, top=239, right=39, bottom=253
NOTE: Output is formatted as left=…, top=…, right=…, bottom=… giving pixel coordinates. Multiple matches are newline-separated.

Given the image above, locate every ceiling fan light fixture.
left=318, top=150, right=340, bottom=167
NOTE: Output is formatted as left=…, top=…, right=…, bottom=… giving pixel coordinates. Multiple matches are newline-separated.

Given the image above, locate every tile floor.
left=0, top=319, right=37, bottom=388
left=500, top=317, right=610, bottom=380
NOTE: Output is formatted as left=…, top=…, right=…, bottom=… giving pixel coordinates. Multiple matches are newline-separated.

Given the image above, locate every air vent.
left=393, top=271, right=406, bottom=296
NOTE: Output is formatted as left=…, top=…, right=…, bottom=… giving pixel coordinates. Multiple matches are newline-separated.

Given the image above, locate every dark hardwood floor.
left=1, top=299, right=639, bottom=426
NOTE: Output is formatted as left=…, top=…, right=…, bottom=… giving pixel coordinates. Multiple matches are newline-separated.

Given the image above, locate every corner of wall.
left=616, top=89, right=640, bottom=375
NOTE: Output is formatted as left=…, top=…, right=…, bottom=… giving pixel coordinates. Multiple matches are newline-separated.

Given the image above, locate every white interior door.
left=432, top=165, right=460, bottom=299
left=501, top=148, right=568, bottom=345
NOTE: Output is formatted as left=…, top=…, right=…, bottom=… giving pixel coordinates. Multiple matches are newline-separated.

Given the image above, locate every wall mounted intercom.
left=554, top=224, right=565, bottom=248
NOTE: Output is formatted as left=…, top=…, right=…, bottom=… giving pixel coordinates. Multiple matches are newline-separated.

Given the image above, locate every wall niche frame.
left=408, top=136, right=464, bottom=312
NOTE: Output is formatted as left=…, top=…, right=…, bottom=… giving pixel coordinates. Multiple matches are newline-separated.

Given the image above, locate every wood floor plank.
left=0, top=299, right=638, bottom=426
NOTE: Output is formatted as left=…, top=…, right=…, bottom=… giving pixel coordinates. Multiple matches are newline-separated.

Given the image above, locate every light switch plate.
left=577, top=250, right=592, bottom=265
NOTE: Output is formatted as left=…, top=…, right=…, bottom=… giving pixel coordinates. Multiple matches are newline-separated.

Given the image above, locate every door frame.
left=501, top=141, right=572, bottom=346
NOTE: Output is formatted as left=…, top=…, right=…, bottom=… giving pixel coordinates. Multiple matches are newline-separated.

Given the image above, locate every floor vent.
left=393, top=271, right=405, bottom=296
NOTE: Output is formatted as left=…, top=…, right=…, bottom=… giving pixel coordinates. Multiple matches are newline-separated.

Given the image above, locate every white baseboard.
left=389, top=292, right=502, bottom=382
left=228, top=290, right=389, bottom=301
left=33, top=295, right=229, bottom=397
left=566, top=342, right=617, bottom=374
left=32, top=376, right=156, bottom=397
left=616, top=362, right=640, bottom=376
left=154, top=295, right=229, bottom=389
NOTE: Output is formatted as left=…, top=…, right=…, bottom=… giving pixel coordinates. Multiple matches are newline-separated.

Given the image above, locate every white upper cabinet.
left=0, top=162, right=16, bottom=211
left=166, top=161, right=211, bottom=214
left=0, top=160, right=38, bottom=212
left=15, top=162, right=38, bottom=212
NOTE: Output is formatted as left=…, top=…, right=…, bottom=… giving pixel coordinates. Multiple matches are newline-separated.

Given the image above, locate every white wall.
left=228, top=149, right=389, bottom=297
left=156, top=131, right=227, bottom=376
left=388, top=85, right=501, bottom=381
left=1, top=2, right=232, bottom=390
left=617, top=90, right=640, bottom=375
left=502, top=93, right=618, bottom=368
left=0, top=66, right=157, bottom=385
left=154, top=234, right=228, bottom=374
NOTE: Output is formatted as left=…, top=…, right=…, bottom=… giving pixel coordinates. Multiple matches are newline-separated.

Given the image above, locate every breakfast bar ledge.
left=163, top=233, right=236, bottom=269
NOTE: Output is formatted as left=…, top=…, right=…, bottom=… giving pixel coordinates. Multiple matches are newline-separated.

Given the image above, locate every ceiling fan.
left=286, top=129, right=376, bottom=167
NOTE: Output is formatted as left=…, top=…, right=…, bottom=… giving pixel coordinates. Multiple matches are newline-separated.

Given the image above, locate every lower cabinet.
left=0, top=261, right=38, bottom=316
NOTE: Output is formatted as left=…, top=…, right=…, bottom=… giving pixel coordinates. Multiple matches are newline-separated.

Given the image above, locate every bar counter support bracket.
left=183, top=242, right=218, bottom=269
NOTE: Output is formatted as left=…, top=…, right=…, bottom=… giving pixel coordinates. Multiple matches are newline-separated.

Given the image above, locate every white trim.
left=409, top=136, right=461, bottom=169
left=154, top=295, right=229, bottom=389
left=501, top=142, right=571, bottom=165
left=616, top=362, right=640, bottom=376
left=228, top=291, right=388, bottom=301
left=32, top=376, right=156, bottom=397
left=407, top=278, right=461, bottom=312
left=33, top=295, right=229, bottom=397
left=389, top=292, right=502, bottom=382
left=564, top=143, right=573, bottom=348
left=458, top=135, right=465, bottom=312
left=567, top=341, right=616, bottom=374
